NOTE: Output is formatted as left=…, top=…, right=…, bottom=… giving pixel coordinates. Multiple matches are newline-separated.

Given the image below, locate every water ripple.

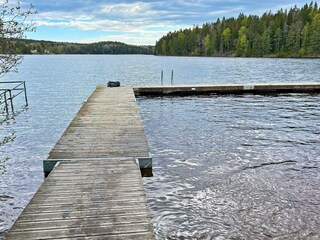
left=1, top=56, right=320, bottom=238
left=140, top=94, right=320, bottom=239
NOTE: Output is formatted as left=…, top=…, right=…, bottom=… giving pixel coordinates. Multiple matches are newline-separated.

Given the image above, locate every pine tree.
left=311, top=13, right=320, bottom=53
left=154, top=2, right=320, bottom=57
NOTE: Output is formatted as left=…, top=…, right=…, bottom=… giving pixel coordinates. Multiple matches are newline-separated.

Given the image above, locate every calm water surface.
left=0, top=55, right=319, bottom=239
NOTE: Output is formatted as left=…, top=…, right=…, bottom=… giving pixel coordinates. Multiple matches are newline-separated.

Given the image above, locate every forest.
left=0, top=39, right=154, bottom=55
left=155, top=2, right=320, bottom=57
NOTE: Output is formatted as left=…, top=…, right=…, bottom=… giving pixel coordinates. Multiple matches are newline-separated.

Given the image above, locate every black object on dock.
left=107, top=81, right=121, bottom=87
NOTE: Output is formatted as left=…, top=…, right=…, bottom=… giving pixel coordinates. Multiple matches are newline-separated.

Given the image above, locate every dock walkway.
left=7, top=160, right=155, bottom=239
left=6, top=86, right=155, bottom=239
left=45, top=86, right=151, bottom=172
left=8, top=82, right=320, bottom=239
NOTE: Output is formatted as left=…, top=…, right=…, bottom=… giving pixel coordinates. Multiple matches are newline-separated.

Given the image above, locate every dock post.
left=8, top=90, right=14, bottom=113
left=161, top=70, right=163, bottom=86
left=23, top=81, right=28, bottom=107
left=3, top=91, right=9, bottom=115
left=171, top=70, right=174, bottom=85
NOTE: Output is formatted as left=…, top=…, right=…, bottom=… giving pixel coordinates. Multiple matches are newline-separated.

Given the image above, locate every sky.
left=20, top=0, right=314, bottom=45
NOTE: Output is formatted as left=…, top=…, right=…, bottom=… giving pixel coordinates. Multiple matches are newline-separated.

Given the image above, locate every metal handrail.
left=0, top=81, right=28, bottom=115
left=0, top=90, right=9, bottom=115
left=0, top=90, right=6, bottom=102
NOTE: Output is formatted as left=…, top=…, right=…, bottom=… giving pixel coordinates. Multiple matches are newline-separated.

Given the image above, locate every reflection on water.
left=139, top=94, right=320, bottom=239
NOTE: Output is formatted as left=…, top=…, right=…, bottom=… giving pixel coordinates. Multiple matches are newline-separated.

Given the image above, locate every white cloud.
left=101, top=2, right=151, bottom=16
left=34, top=1, right=187, bottom=39
left=208, top=7, right=245, bottom=16
left=37, top=11, right=92, bottom=21
left=36, top=17, right=181, bottom=34
left=28, top=0, right=310, bottom=45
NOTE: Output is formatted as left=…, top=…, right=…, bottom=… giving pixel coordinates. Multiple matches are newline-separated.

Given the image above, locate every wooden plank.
left=47, top=86, right=150, bottom=164
left=15, top=207, right=152, bottom=222
left=11, top=217, right=152, bottom=231
left=6, top=160, right=155, bottom=239
left=7, top=86, right=155, bottom=239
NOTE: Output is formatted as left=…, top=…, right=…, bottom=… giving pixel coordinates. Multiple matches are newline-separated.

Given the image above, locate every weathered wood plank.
left=11, top=217, right=152, bottom=231
left=7, top=160, right=155, bottom=239
left=47, top=86, right=150, bottom=163
left=7, top=86, right=155, bottom=239
left=8, top=224, right=154, bottom=240
left=15, top=208, right=152, bottom=222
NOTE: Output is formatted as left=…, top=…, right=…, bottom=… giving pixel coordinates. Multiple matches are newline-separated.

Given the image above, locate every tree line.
left=155, top=2, right=320, bottom=57
left=0, top=39, right=154, bottom=55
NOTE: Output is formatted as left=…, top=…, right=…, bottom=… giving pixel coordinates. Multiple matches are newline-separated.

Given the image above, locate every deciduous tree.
left=0, top=0, right=36, bottom=76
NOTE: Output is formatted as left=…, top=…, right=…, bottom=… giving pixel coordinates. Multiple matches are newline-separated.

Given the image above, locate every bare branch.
left=0, top=0, right=37, bottom=77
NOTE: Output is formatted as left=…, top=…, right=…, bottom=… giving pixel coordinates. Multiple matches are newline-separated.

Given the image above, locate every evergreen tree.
left=311, top=13, right=320, bottom=53
left=155, top=2, right=320, bottom=57
left=274, top=27, right=283, bottom=52
left=204, top=34, right=211, bottom=56
left=161, top=40, right=167, bottom=55
left=301, top=23, right=310, bottom=55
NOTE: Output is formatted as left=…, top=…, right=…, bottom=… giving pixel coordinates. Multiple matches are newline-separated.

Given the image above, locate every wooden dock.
left=44, top=86, right=152, bottom=176
left=134, top=82, right=320, bottom=96
left=8, top=82, right=320, bottom=239
left=6, top=159, right=155, bottom=239
left=7, top=86, right=155, bottom=239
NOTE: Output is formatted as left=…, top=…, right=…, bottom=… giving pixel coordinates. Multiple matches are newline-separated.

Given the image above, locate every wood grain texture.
left=7, top=87, right=155, bottom=239
left=7, top=160, right=155, bottom=239
left=48, top=86, right=150, bottom=160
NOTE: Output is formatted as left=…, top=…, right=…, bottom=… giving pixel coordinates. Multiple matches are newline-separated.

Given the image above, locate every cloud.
left=101, top=2, right=153, bottom=17
left=208, top=7, right=245, bottom=16
left=31, top=1, right=189, bottom=44
left=23, top=0, right=311, bottom=45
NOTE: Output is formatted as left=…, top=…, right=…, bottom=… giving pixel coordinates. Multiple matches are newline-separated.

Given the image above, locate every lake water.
left=0, top=55, right=320, bottom=239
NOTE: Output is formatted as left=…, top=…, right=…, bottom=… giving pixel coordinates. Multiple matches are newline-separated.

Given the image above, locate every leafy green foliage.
left=0, top=39, right=154, bottom=55
left=155, top=2, right=320, bottom=57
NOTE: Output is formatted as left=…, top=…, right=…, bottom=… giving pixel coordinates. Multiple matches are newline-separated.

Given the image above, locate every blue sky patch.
left=22, top=0, right=314, bottom=45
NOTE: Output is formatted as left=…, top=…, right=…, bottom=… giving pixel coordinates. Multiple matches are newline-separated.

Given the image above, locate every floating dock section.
left=45, top=86, right=152, bottom=176
left=134, top=82, right=320, bottom=96
left=7, top=86, right=155, bottom=239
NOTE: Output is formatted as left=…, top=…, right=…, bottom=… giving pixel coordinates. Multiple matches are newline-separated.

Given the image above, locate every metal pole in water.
left=3, top=91, right=9, bottom=115
left=8, top=90, right=14, bottom=113
left=161, top=70, right=163, bottom=86
left=23, top=81, right=28, bottom=106
left=171, top=70, right=173, bottom=85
